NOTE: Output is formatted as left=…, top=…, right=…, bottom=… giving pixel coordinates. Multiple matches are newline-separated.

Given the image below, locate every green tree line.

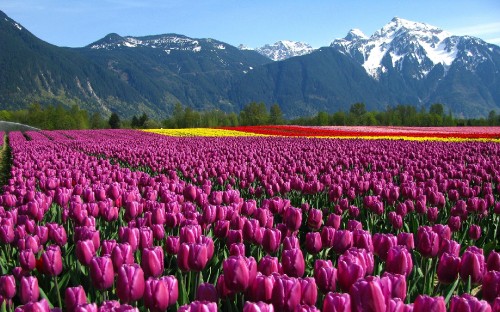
left=1, top=102, right=500, bottom=130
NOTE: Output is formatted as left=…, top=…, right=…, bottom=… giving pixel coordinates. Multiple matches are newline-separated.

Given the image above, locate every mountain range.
left=0, top=10, right=499, bottom=119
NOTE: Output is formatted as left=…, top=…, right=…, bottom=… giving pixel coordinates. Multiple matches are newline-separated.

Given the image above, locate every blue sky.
left=2, top=0, right=499, bottom=48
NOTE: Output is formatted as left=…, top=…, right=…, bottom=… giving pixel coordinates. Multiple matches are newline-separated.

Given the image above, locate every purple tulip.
left=438, top=239, right=460, bottom=257
left=437, top=252, right=461, bottom=284
left=116, top=264, right=145, bottom=303
left=90, top=256, right=114, bottom=290
left=332, top=230, right=353, bottom=255
left=486, top=251, right=500, bottom=271
left=284, top=207, right=302, bottom=232
left=382, top=272, right=407, bottom=301
left=350, top=276, right=388, bottom=312
left=144, top=278, right=170, bottom=312
left=262, top=228, right=281, bottom=254
left=76, top=240, right=96, bottom=266
left=0, top=275, right=16, bottom=299
left=243, top=301, right=274, bottom=312
left=482, top=270, right=500, bottom=303
left=249, top=273, right=275, bottom=303
left=141, top=246, right=164, bottom=277
left=299, top=277, right=317, bottom=306
left=258, top=255, right=280, bottom=276
left=416, top=226, right=439, bottom=258
left=323, top=292, right=351, bottom=312
left=282, top=248, right=305, bottom=278
left=386, top=246, right=413, bottom=277
left=272, top=275, right=302, bottom=312
left=111, top=243, right=134, bottom=272
left=19, top=276, right=39, bottom=304
left=41, top=245, right=63, bottom=276
left=450, top=294, right=492, bottom=312
left=223, top=256, right=257, bottom=292
left=47, top=223, right=67, bottom=246
left=100, top=239, right=117, bottom=256
left=315, top=264, right=337, bottom=294
left=196, top=283, right=218, bottom=302
left=460, top=246, right=485, bottom=285
left=373, top=233, right=397, bottom=261
left=19, top=249, right=36, bottom=271
left=64, top=286, right=87, bottom=312
left=321, top=226, right=336, bottom=249
left=305, top=232, right=322, bottom=254
left=397, top=232, right=414, bottom=250
left=178, top=301, right=218, bottom=312
left=307, top=208, right=323, bottom=230
left=75, top=303, right=98, bottom=312
left=283, top=236, right=300, bottom=251
left=413, top=295, right=446, bottom=312
left=468, top=224, right=481, bottom=241
left=353, top=229, right=374, bottom=252
left=188, top=243, right=209, bottom=272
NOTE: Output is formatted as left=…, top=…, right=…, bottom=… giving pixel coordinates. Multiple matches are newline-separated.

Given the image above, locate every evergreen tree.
left=269, top=104, right=285, bottom=125
left=108, top=113, right=121, bottom=129
left=239, top=102, right=269, bottom=126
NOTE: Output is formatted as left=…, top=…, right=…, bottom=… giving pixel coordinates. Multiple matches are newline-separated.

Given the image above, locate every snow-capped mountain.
left=87, top=33, right=230, bottom=54
left=331, top=17, right=498, bottom=80
left=253, top=40, right=315, bottom=61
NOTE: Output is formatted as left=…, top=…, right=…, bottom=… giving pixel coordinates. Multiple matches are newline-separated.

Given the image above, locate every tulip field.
left=0, top=126, right=499, bottom=311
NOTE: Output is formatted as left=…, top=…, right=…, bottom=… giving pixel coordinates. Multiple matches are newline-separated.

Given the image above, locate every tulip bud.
left=284, top=207, right=302, bottom=231
left=307, top=208, right=323, bottom=230
left=332, top=230, right=353, bottom=255
left=262, top=228, right=281, bottom=254
left=413, top=295, right=446, bottom=312
left=437, top=253, right=461, bottom=284
left=41, top=245, right=63, bottom=276
left=116, top=264, right=145, bottom=303
left=188, top=243, right=209, bottom=272
left=90, top=256, right=114, bottom=290
left=223, top=256, right=257, bottom=292
left=258, top=256, right=280, bottom=276
left=64, top=286, right=87, bottom=312
left=243, top=301, right=274, bottom=312
left=486, top=251, right=500, bottom=271
left=19, top=276, right=39, bottom=304
left=373, top=233, right=397, bottom=261
left=248, top=273, right=275, bottom=302
left=0, top=275, right=16, bottom=299
left=323, top=292, right=351, bottom=312
left=141, top=246, right=164, bottom=277
left=416, top=226, right=439, bottom=258
left=459, top=246, right=485, bottom=285
left=305, top=232, right=322, bottom=254
left=282, top=248, right=305, bottom=278
left=449, top=294, right=492, bottom=312
left=468, top=224, right=481, bottom=241
left=272, top=275, right=302, bottom=312
left=386, top=246, right=413, bottom=277
left=144, top=278, right=169, bottom=312
left=76, top=240, right=96, bottom=266
left=19, top=249, right=36, bottom=271
left=196, top=283, right=218, bottom=302
left=482, top=270, right=500, bottom=303
left=350, top=276, right=388, bottom=312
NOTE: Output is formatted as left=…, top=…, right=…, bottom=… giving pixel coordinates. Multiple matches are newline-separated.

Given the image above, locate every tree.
left=239, top=102, right=269, bottom=126
left=429, top=103, right=445, bottom=117
left=316, top=111, right=329, bottom=126
left=108, top=113, right=121, bottom=129
left=349, top=102, right=366, bottom=117
left=269, top=104, right=285, bottom=125
left=138, top=113, right=148, bottom=127
left=131, top=116, right=139, bottom=128
left=90, top=112, right=105, bottom=129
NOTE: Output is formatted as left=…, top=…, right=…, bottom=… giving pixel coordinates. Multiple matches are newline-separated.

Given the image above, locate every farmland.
left=0, top=126, right=499, bottom=311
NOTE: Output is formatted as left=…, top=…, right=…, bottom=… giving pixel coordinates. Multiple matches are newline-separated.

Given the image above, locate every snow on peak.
left=345, top=29, right=367, bottom=41
left=238, top=44, right=253, bottom=51
left=331, top=17, right=458, bottom=79
left=256, top=40, right=314, bottom=61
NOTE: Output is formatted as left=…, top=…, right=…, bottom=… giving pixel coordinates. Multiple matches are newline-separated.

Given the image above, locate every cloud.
left=450, top=22, right=500, bottom=36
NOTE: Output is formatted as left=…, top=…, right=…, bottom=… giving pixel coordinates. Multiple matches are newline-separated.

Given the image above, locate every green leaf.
left=1, top=300, right=7, bottom=312
left=39, top=286, right=55, bottom=309
left=444, top=279, right=459, bottom=305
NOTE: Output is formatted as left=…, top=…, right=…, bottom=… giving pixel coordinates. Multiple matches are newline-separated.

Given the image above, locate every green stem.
left=54, top=275, right=62, bottom=309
